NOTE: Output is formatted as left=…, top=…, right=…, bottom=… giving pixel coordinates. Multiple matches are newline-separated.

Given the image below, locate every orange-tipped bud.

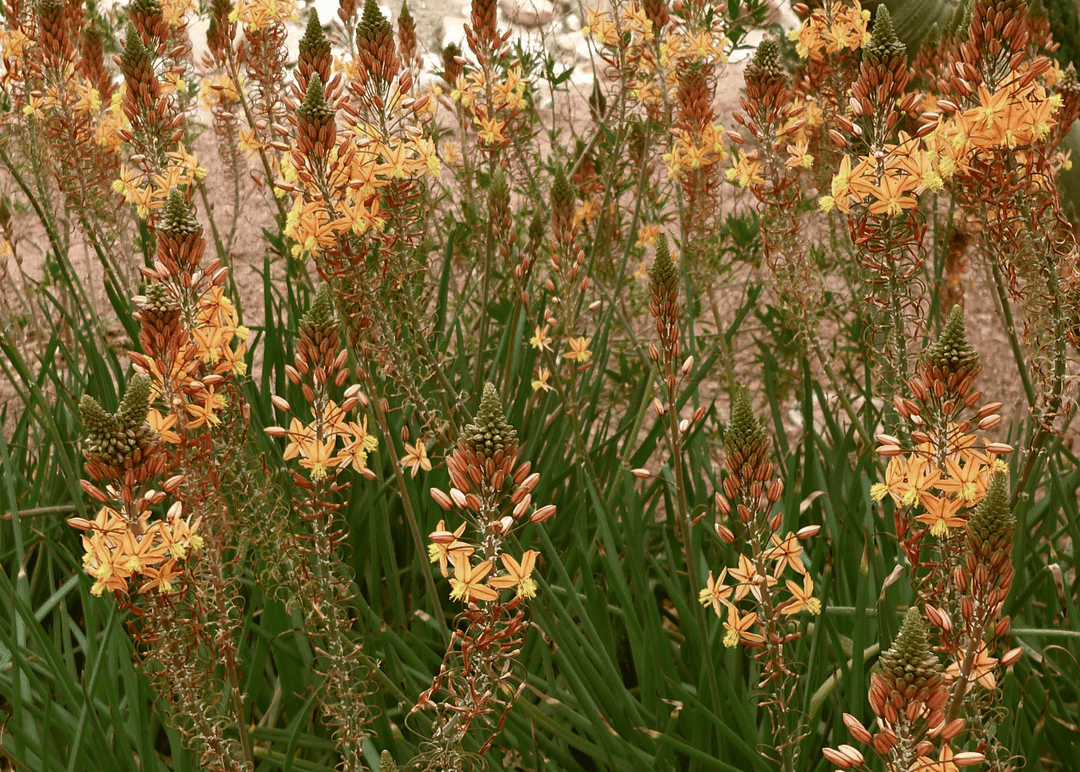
left=271, top=395, right=291, bottom=413
left=953, top=752, right=986, bottom=767
left=1001, top=647, right=1022, bottom=667
left=430, top=488, right=454, bottom=510
left=530, top=504, right=557, bottom=523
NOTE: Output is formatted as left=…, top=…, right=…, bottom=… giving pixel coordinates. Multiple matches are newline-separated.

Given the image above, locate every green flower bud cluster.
left=924, top=305, right=979, bottom=378
left=725, top=386, right=769, bottom=466
left=80, top=376, right=156, bottom=467
left=159, top=189, right=202, bottom=239
left=864, top=5, right=906, bottom=68
left=301, top=283, right=339, bottom=339
left=966, top=473, right=1015, bottom=559
left=463, top=383, right=518, bottom=459
left=879, top=607, right=941, bottom=685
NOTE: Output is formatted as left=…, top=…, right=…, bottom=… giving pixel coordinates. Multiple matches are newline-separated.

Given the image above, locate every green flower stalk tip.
left=142, top=282, right=175, bottom=314
left=117, top=374, right=153, bottom=429
left=120, top=22, right=149, bottom=70
left=160, top=189, right=201, bottom=237
left=725, top=385, right=769, bottom=461
left=379, top=750, right=399, bottom=772
left=298, top=73, right=335, bottom=126
left=299, top=10, right=331, bottom=58
left=649, top=234, right=677, bottom=296
left=924, top=305, right=979, bottom=376
left=463, top=382, right=518, bottom=458
left=359, top=0, right=391, bottom=38
left=131, top=0, right=163, bottom=16
left=750, top=38, right=779, bottom=72
left=551, top=163, right=574, bottom=211
left=488, top=167, right=509, bottom=210
left=967, top=473, right=1015, bottom=548
left=302, top=283, right=338, bottom=334
left=864, top=4, right=905, bottom=65
left=879, top=607, right=940, bottom=682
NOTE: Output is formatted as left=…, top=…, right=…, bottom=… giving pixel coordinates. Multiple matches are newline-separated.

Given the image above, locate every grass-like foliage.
left=1, top=0, right=1079, bottom=770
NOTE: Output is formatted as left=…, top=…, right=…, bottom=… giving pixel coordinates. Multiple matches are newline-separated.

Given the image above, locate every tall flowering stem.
left=73, top=190, right=254, bottom=770
left=819, top=5, right=941, bottom=401
left=824, top=608, right=986, bottom=772
left=646, top=235, right=710, bottom=636
left=866, top=308, right=1023, bottom=767
left=922, top=0, right=1080, bottom=504
left=264, top=284, right=382, bottom=768
left=701, top=387, right=821, bottom=772
left=731, top=38, right=877, bottom=452
left=413, top=383, right=555, bottom=768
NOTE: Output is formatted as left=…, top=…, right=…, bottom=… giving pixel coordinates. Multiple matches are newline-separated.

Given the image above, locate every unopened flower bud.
left=953, top=752, right=985, bottom=766
left=1001, top=647, right=1022, bottom=667
left=271, top=395, right=291, bottom=413
left=842, top=713, right=873, bottom=744
left=430, top=488, right=454, bottom=510
left=767, top=479, right=783, bottom=503
left=530, top=504, right=557, bottom=523
left=495, top=515, right=514, bottom=534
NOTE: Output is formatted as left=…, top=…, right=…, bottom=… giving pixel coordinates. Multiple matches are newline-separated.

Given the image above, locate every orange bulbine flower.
left=488, top=550, right=540, bottom=599
left=449, top=557, right=500, bottom=603
left=427, top=520, right=472, bottom=577
left=915, top=492, right=966, bottom=538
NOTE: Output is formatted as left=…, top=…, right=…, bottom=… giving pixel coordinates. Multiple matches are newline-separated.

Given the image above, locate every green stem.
left=369, top=377, right=450, bottom=638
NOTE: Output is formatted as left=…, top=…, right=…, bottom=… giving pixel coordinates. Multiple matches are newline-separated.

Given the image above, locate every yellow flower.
left=338, top=417, right=379, bottom=474
left=564, top=336, right=592, bottom=364
left=299, top=437, right=337, bottom=480
left=781, top=573, right=821, bottom=616
left=449, top=558, right=500, bottom=603
left=899, top=456, right=941, bottom=508
left=282, top=417, right=315, bottom=461
left=635, top=225, right=659, bottom=248
left=531, top=366, right=553, bottom=393
left=946, top=643, right=998, bottom=692
left=488, top=550, right=540, bottom=599
left=147, top=408, right=181, bottom=444
left=722, top=602, right=762, bottom=647
left=186, top=388, right=225, bottom=429
left=915, top=493, right=966, bottom=538
left=402, top=441, right=432, bottom=477
left=728, top=553, right=775, bottom=601
left=698, top=568, right=732, bottom=618
left=762, top=532, right=806, bottom=576
left=530, top=324, right=552, bottom=352
left=785, top=140, right=814, bottom=170
left=427, top=520, right=472, bottom=577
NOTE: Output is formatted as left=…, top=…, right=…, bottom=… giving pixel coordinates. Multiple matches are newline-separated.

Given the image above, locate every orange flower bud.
left=530, top=504, right=557, bottom=523
left=430, top=488, right=454, bottom=510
